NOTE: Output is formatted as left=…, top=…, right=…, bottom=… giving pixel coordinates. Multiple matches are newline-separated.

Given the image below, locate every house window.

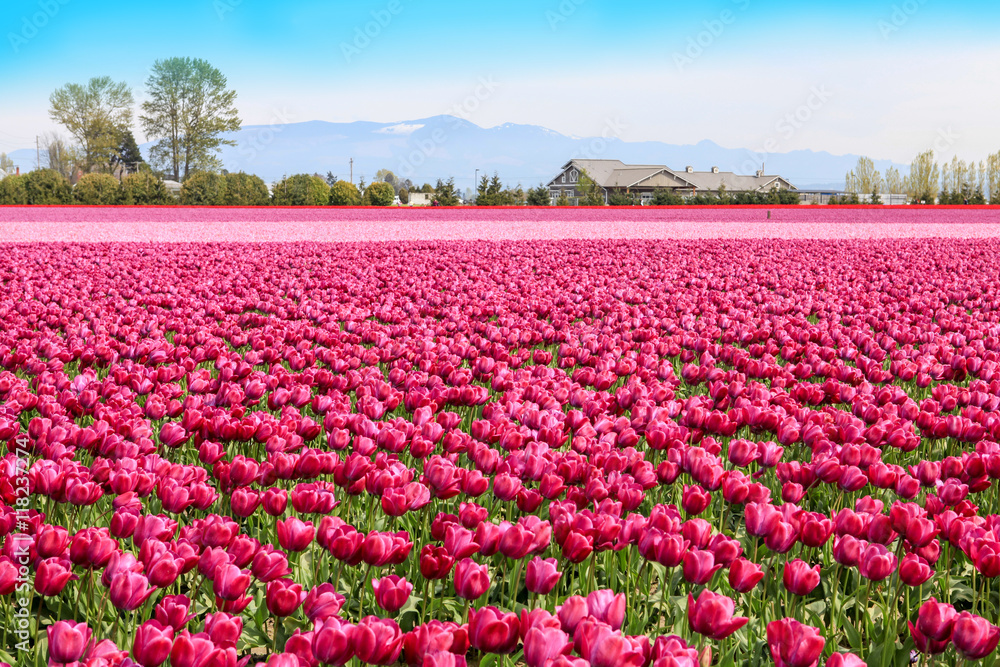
left=561, top=175, right=566, bottom=183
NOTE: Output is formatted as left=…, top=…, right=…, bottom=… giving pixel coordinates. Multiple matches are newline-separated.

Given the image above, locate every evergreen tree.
left=434, top=177, right=460, bottom=206
left=577, top=170, right=605, bottom=205
left=526, top=184, right=550, bottom=206
left=111, top=131, right=144, bottom=175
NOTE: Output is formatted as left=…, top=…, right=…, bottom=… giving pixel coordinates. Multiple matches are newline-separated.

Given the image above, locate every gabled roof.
left=679, top=171, right=795, bottom=192
left=549, top=158, right=795, bottom=192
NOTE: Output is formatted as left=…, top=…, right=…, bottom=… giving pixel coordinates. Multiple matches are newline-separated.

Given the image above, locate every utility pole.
left=350, top=158, right=354, bottom=184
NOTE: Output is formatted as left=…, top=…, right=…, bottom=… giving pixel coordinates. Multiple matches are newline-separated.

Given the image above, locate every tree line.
left=843, top=151, right=1000, bottom=204
left=0, top=58, right=242, bottom=185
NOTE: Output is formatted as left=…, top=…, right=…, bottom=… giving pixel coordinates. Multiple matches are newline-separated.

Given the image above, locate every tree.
left=577, top=170, right=605, bottom=205
left=74, top=173, right=122, bottom=205
left=845, top=157, right=883, bottom=195
left=0, top=174, right=27, bottom=204
left=906, top=150, right=940, bottom=204
left=608, top=191, right=638, bottom=206
left=223, top=172, right=269, bottom=205
left=121, top=172, right=172, bottom=205
left=652, top=189, right=684, bottom=205
left=555, top=191, right=571, bottom=206
left=141, top=57, right=242, bottom=181
left=111, top=131, right=144, bottom=176
left=25, top=169, right=72, bottom=204
left=374, top=169, right=397, bottom=188
left=884, top=166, right=905, bottom=195
left=870, top=189, right=883, bottom=205
left=987, top=152, right=1000, bottom=204
left=526, top=184, right=550, bottom=206
left=778, top=190, right=800, bottom=205
left=49, top=76, right=134, bottom=172
left=40, top=133, right=83, bottom=181
left=329, top=180, right=361, bottom=206
left=477, top=173, right=517, bottom=206
left=272, top=174, right=329, bottom=206
left=365, top=182, right=395, bottom=206
left=434, top=178, right=460, bottom=206
left=0, top=153, right=14, bottom=173
left=180, top=172, right=227, bottom=205
left=325, top=171, right=339, bottom=187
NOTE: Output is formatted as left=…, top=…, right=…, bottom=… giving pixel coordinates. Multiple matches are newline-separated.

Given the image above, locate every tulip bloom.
left=826, top=653, right=866, bottom=667
left=132, top=620, right=174, bottom=667
left=109, top=571, right=157, bottom=611
left=204, top=612, right=243, bottom=649
left=420, top=544, right=455, bottom=580
left=587, top=590, right=626, bottom=631
left=783, top=559, right=820, bottom=596
left=899, top=553, right=934, bottom=587
left=858, top=543, right=897, bottom=582
left=910, top=620, right=950, bottom=655
left=767, top=618, right=826, bottom=667
left=557, top=596, right=589, bottom=634
left=154, top=594, right=195, bottom=631
left=35, top=557, right=77, bottom=596
left=312, top=617, right=356, bottom=666
left=952, top=612, right=1000, bottom=660
left=276, top=517, right=315, bottom=552
left=469, top=606, right=520, bottom=654
left=523, top=626, right=573, bottom=667
left=353, top=616, right=404, bottom=665
left=47, top=621, right=92, bottom=664
left=681, top=485, right=711, bottom=516
left=372, top=575, right=413, bottom=614
left=525, top=557, right=561, bottom=595
left=454, top=557, right=490, bottom=601
left=682, top=549, right=722, bottom=585
left=212, top=563, right=251, bottom=601
left=266, top=578, right=307, bottom=617
left=729, top=557, right=765, bottom=592
left=303, top=582, right=346, bottom=622
left=688, top=590, right=749, bottom=640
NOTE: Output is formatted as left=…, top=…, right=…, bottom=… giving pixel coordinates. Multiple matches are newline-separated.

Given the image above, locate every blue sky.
left=1, top=0, right=998, bottom=163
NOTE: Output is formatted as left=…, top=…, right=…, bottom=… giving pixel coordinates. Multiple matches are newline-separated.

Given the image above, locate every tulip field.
left=5, top=233, right=1000, bottom=667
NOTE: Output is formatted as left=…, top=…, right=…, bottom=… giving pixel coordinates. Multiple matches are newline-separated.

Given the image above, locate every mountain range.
left=4, top=116, right=909, bottom=190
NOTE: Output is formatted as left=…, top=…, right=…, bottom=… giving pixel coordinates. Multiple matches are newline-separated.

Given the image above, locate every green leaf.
left=843, top=619, right=862, bottom=652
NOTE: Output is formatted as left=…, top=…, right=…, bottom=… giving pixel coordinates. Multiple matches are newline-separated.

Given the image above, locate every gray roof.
left=0, top=169, right=8, bottom=180
left=550, top=159, right=794, bottom=192
left=678, top=170, right=792, bottom=192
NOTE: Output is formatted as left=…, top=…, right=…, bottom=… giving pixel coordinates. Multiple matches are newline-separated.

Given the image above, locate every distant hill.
left=5, top=116, right=910, bottom=190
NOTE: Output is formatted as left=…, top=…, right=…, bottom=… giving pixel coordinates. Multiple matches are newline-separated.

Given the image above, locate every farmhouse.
left=547, top=159, right=796, bottom=204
